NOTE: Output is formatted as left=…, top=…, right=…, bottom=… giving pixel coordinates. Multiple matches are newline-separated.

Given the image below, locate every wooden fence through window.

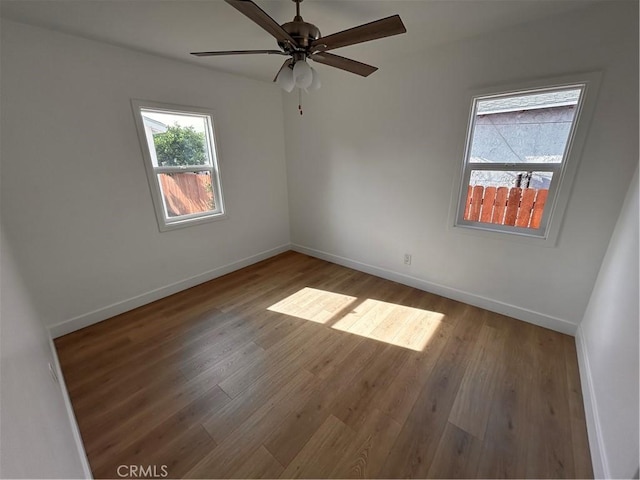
left=159, top=173, right=214, bottom=217
left=463, top=185, right=548, bottom=229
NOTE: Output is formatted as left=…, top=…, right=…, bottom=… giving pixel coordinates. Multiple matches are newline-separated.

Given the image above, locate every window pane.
left=464, top=170, right=554, bottom=229
left=470, top=88, right=581, bottom=164
left=141, top=109, right=212, bottom=167
left=158, top=172, right=215, bottom=218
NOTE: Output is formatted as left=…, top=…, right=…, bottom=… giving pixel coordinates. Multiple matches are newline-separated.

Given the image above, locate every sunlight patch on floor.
left=268, top=287, right=444, bottom=351
left=332, top=298, right=443, bottom=351
left=267, top=287, right=357, bottom=324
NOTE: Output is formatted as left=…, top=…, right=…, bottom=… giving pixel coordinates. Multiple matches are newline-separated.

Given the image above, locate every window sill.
left=158, top=212, right=228, bottom=232
left=449, top=221, right=558, bottom=247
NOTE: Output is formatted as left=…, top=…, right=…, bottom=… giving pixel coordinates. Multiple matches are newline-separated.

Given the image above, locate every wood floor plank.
left=203, top=324, right=351, bottom=445
left=327, top=301, right=379, bottom=332
left=80, top=340, right=260, bottom=433
left=217, top=322, right=330, bottom=399
left=475, top=318, right=535, bottom=478
left=263, top=338, right=386, bottom=466
left=371, top=321, right=453, bottom=426
left=202, top=358, right=304, bottom=444
left=71, top=314, right=259, bottom=409
left=91, top=386, right=225, bottom=476
left=426, top=421, right=483, bottom=478
left=388, top=285, right=442, bottom=313
left=65, top=309, right=250, bottom=396
left=85, top=382, right=228, bottom=463
left=83, top=343, right=255, bottom=457
left=388, top=308, right=444, bottom=351
left=525, top=327, right=576, bottom=478
left=328, top=408, right=403, bottom=479
left=217, top=262, right=334, bottom=316
left=278, top=414, right=355, bottom=479
left=147, top=425, right=217, bottom=479
left=95, top=424, right=216, bottom=479
left=303, top=327, right=366, bottom=377
left=347, top=300, right=398, bottom=338
left=229, top=445, right=284, bottom=479
left=186, top=369, right=318, bottom=478
left=330, top=343, right=412, bottom=430
left=251, top=313, right=306, bottom=350
left=377, top=305, right=485, bottom=478
left=448, top=318, right=506, bottom=439
left=60, top=295, right=244, bottom=373
left=55, top=251, right=593, bottom=479
left=364, top=306, right=416, bottom=345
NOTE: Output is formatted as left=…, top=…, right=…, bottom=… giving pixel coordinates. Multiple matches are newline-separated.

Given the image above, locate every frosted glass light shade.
left=293, top=61, right=313, bottom=89
left=309, top=67, right=321, bottom=91
left=276, top=65, right=295, bottom=92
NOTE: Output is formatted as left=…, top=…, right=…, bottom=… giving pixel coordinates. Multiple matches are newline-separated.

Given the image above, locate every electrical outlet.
left=404, top=253, right=412, bottom=265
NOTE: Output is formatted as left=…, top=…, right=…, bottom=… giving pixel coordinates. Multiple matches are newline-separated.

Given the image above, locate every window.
left=453, top=78, right=597, bottom=243
left=131, top=100, right=225, bottom=231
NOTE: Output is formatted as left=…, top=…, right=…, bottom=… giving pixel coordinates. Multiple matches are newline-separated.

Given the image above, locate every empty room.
left=0, top=0, right=638, bottom=478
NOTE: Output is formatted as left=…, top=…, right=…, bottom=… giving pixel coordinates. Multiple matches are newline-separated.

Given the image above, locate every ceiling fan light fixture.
left=276, top=65, right=295, bottom=92
left=309, top=66, right=321, bottom=91
left=293, top=60, right=313, bottom=89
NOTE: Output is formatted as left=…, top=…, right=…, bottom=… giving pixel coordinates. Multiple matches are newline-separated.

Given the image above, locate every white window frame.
left=449, top=72, right=601, bottom=246
left=131, top=100, right=226, bottom=232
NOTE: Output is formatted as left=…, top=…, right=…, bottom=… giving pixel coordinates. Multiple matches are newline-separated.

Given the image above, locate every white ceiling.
left=0, top=0, right=600, bottom=82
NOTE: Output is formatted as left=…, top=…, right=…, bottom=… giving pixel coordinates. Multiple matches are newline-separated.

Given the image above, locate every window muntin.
left=132, top=101, right=225, bottom=231
left=456, top=85, right=585, bottom=238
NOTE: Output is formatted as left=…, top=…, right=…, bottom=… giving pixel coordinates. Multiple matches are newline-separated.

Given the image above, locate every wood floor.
left=55, top=251, right=593, bottom=479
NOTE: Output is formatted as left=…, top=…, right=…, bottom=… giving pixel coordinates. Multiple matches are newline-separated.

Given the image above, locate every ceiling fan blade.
left=191, top=49, right=286, bottom=57
left=310, top=52, right=378, bottom=77
left=225, top=0, right=297, bottom=47
left=273, top=58, right=293, bottom=82
left=311, top=14, right=406, bottom=52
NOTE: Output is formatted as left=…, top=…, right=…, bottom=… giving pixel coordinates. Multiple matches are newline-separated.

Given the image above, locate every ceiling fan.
left=191, top=0, right=407, bottom=92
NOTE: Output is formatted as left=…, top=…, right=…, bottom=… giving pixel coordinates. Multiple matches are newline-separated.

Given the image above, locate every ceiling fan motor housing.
left=279, top=20, right=321, bottom=51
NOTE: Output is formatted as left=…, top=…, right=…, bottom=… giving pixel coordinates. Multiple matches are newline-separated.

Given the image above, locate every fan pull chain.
left=298, top=88, right=303, bottom=116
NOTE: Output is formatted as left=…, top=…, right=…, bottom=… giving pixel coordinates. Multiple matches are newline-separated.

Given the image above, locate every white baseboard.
left=575, top=326, right=609, bottom=478
left=292, top=244, right=578, bottom=336
left=48, top=244, right=291, bottom=338
left=48, top=338, right=93, bottom=479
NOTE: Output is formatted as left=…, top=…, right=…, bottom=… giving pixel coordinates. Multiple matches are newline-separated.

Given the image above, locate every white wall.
left=0, top=20, right=290, bottom=335
left=0, top=226, right=89, bottom=478
left=284, top=1, right=638, bottom=333
left=577, top=166, right=639, bottom=479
